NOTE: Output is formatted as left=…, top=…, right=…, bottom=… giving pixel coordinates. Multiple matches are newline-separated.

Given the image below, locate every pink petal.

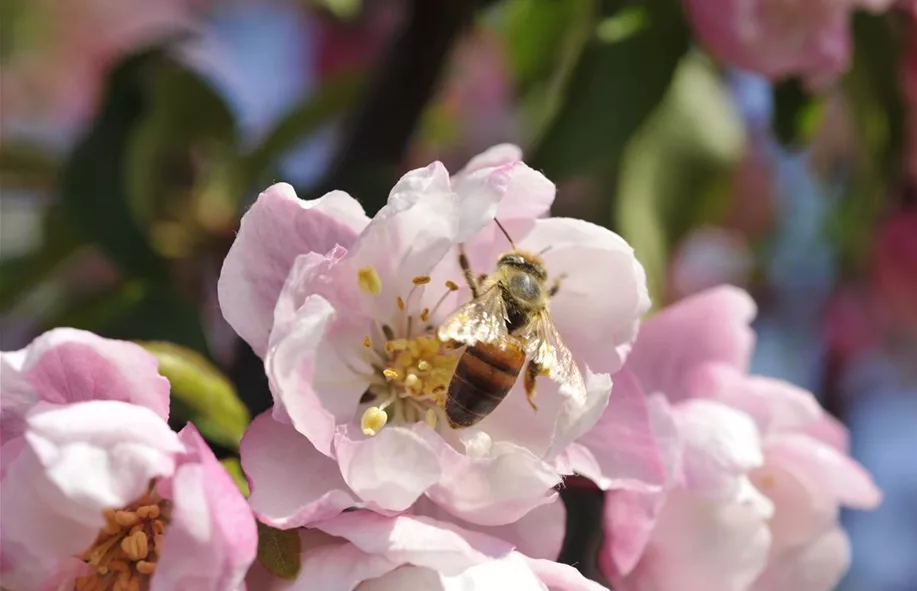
left=456, top=143, right=523, bottom=174
left=455, top=147, right=555, bottom=220
left=218, top=183, right=368, bottom=357
left=334, top=425, right=442, bottom=512
left=691, top=363, right=822, bottom=435
left=571, top=369, right=666, bottom=491
left=601, top=489, right=667, bottom=577
left=764, top=434, right=882, bottom=509
left=801, top=412, right=850, bottom=453
left=425, top=429, right=561, bottom=526
left=674, top=399, right=764, bottom=500
left=621, top=486, right=772, bottom=591
left=751, top=526, right=851, bottom=591
left=627, top=285, right=756, bottom=402
left=525, top=557, right=611, bottom=591
left=1, top=328, right=170, bottom=444
left=153, top=425, right=257, bottom=591
left=24, top=400, right=183, bottom=520
left=414, top=494, right=566, bottom=561
left=265, top=294, right=369, bottom=456
left=316, top=512, right=513, bottom=574
left=241, top=412, right=360, bottom=528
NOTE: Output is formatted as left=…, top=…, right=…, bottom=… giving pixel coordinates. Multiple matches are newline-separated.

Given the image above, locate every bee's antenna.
left=536, top=245, right=553, bottom=256
left=493, top=218, right=516, bottom=249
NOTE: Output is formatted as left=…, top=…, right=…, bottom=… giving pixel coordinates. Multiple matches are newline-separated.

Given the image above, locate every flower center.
left=75, top=486, right=169, bottom=591
left=356, top=267, right=460, bottom=435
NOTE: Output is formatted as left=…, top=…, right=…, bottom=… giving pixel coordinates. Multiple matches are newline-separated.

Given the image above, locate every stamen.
left=396, top=296, right=405, bottom=311
left=382, top=368, right=399, bottom=380
left=357, top=267, right=383, bottom=295
left=361, top=406, right=388, bottom=436
left=381, top=324, right=396, bottom=341
left=420, top=308, right=430, bottom=322
left=363, top=335, right=373, bottom=348
left=417, top=360, right=431, bottom=372
left=445, top=280, right=459, bottom=291
left=412, top=275, right=431, bottom=285
left=424, top=408, right=437, bottom=429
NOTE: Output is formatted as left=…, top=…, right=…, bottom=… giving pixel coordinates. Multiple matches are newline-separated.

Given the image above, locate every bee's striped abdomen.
left=445, top=338, right=525, bottom=428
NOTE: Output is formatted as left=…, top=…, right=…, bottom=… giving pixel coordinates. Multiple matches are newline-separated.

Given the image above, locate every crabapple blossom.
left=221, top=144, right=658, bottom=527
left=681, top=0, right=897, bottom=88
left=596, top=286, right=881, bottom=591
left=245, top=510, right=608, bottom=591
left=0, top=328, right=257, bottom=591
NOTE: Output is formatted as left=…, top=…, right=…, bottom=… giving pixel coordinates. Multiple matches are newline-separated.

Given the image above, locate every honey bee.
left=437, top=220, right=586, bottom=428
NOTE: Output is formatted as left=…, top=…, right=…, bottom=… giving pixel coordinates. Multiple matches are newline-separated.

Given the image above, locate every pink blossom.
left=245, top=510, right=608, bottom=591
left=597, top=286, right=881, bottom=591
left=0, top=0, right=206, bottom=135
left=681, top=0, right=897, bottom=88
left=221, top=145, right=653, bottom=527
left=0, top=329, right=257, bottom=591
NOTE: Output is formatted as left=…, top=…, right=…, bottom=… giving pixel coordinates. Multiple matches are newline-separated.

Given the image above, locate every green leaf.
left=238, top=74, right=364, bottom=191
left=58, top=46, right=170, bottom=281
left=615, top=51, right=745, bottom=306
left=530, top=0, right=690, bottom=181
left=125, top=57, right=237, bottom=230
left=257, top=522, right=302, bottom=580
left=139, top=341, right=250, bottom=449
left=220, top=458, right=250, bottom=497
left=772, top=78, right=825, bottom=148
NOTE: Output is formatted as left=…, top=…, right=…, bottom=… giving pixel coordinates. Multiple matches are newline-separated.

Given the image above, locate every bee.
left=437, top=220, right=586, bottom=428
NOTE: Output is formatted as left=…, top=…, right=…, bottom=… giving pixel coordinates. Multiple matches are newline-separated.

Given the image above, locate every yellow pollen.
left=363, top=335, right=373, bottom=348
left=396, top=296, right=406, bottom=311
left=382, top=368, right=399, bottom=380
left=76, top=489, right=169, bottom=591
left=445, top=280, right=459, bottom=291
left=759, top=474, right=776, bottom=490
left=357, top=267, right=383, bottom=295
left=417, top=360, right=431, bottom=372
left=412, top=275, right=431, bottom=285
left=362, top=406, right=388, bottom=436
left=420, top=308, right=430, bottom=322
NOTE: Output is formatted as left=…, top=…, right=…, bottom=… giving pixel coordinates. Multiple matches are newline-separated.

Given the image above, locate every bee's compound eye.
left=509, top=272, right=541, bottom=302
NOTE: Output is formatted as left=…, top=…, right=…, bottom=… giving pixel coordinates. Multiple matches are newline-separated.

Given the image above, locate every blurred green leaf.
left=239, top=73, right=364, bottom=190
left=596, top=6, right=648, bottom=44
left=772, top=78, right=825, bottom=148
left=221, top=458, right=250, bottom=497
left=530, top=0, right=690, bottom=180
left=58, top=46, right=170, bottom=281
left=126, top=57, right=237, bottom=229
left=309, top=0, right=362, bottom=20
left=257, top=522, right=302, bottom=580
left=0, top=205, right=85, bottom=310
left=139, top=341, right=249, bottom=449
left=615, top=52, right=745, bottom=305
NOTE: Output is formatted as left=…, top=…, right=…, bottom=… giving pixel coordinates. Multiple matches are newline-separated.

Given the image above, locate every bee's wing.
left=521, top=310, right=587, bottom=400
left=437, top=286, right=508, bottom=346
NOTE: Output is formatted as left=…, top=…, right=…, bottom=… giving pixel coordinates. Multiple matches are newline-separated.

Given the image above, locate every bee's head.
left=497, top=251, right=547, bottom=282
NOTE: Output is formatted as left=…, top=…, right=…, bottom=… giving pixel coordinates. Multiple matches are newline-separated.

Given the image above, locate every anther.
left=417, top=360, right=431, bottom=371
left=361, top=406, right=388, bottom=436
left=363, top=335, right=373, bottom=348
left=382, top=368, right=399, bottom=380
left=412, top=276, right=431, bottom=285
left=445, top=280, right=459, bottom=291
left=404, top=374, right=420, bottom=391
left=420, top=308, right=430, bottom=322
left=136, top=561, right=157, bottom=575
left=121, top=530, right=149, bottom=561
left=357, top=267, right=383, bottom=295
left=396, top=296, right=405, bottom=311
left=114, top=510, right=138, bottom=527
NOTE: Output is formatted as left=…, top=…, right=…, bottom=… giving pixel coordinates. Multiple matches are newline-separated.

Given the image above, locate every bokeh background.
left=1, top=1, right=915, bottom=590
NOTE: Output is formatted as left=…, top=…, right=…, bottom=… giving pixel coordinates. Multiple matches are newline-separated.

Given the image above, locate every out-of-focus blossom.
left=872, top=211, right=917, bottom=333
left=681, top=0, right=896, bottom=88
left=221, top=144, right=655, bottom=527
left=597, top=286, right=882, bottom=591
left=669, top=226, right=754, bottom=299
left=246, top=510, right=608, bottom=591
left=903, top=9, right=917, bottom=183
left=314, top=2, right=400, bottom=81
left=0, top=0, right=206, bottom=137
left=0, top=328, right=257, bottom=591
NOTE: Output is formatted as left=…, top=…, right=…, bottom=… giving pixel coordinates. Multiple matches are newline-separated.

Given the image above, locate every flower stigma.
left=75, top=485, right=169, bottom=591
left=357, top=266, right=460, bottom=435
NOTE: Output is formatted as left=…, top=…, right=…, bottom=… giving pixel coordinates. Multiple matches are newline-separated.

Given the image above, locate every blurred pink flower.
left=0, top=328, right=257, bottom=591
left=669, top=226, right=754, bottom=300
left=1, top=0, right=205, bottom=135
left=221, top=144, right=654, bottom=527
left=245, top=510, right=608, bottom=591
left=872, top=211, right=917, bottom=333
left=681, top=0, right=896, bottom=88
left=597, top=286, right=881, bottom=591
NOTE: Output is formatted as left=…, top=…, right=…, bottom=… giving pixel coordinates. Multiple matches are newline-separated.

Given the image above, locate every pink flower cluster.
left=1, top=145, right=880, bottom=590
left=681, top=0, right=900, bottom=88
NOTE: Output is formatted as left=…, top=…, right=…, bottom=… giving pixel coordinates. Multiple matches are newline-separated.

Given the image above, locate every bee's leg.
left=524, top=359, right=540, bottom=411
left=548, top=273, right=567, bottom=298
left=477, top=273, right=488, bottom=286
left=458, top=245, right=479, bottom=298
